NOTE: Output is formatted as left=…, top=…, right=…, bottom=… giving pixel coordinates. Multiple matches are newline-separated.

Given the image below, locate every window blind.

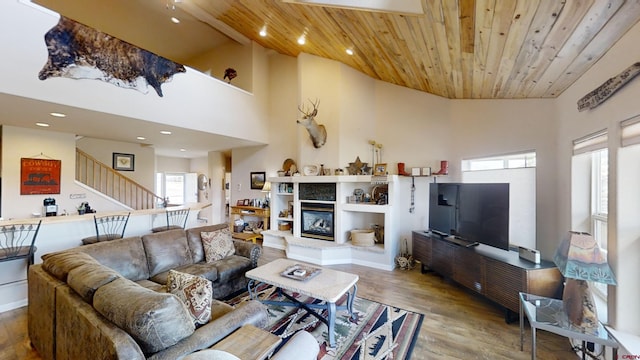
left=573, top=129, right=608, bottom=155
left=620, top=114, right=640, bottom=147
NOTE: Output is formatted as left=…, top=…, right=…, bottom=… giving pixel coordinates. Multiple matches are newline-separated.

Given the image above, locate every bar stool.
left=82, top=213, right=130, bottom=245
left=151, top=208, right=189, bottom=233
left=0, top=220, right=42, bottom=283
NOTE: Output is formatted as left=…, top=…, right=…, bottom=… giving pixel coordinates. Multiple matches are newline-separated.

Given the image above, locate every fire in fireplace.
left=300, top=202, right=334, bottom=241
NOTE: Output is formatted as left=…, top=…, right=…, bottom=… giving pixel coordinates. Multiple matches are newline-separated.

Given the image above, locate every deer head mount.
left=297, top=99, right=327, bottom=148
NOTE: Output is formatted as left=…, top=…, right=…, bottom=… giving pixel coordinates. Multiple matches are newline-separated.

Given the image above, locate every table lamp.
left=553, top=231, right=616, bottom=330
left=261, top=181, right=271, bottom=208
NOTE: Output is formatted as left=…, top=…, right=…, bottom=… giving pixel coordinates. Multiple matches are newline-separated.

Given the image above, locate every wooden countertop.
left=0, top=202, right=210, bottom=226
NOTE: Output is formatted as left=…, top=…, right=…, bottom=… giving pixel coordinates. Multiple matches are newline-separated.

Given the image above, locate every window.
left=156, top=172, right=186, bottom=205
left=571, top=130, right=609, bottom=301
left=462, top=151, right=536, bottom=172
left=156, top=172, right=199, bottom=206
left=591, top=149, right=609, bottom=299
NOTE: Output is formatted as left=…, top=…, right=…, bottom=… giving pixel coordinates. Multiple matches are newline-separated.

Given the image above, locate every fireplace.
left=300, top=202, right=335, bottom=241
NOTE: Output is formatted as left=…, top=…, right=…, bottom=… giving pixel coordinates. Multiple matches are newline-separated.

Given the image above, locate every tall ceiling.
left=34, top=0, right=640, bottom=100
left=20, top=0, right=640, bottom=157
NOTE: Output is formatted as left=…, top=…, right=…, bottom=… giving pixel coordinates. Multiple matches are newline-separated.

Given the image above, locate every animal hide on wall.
left=577, top=62, right=640, bottom=111
left=39, top=16, right=185, bottom=97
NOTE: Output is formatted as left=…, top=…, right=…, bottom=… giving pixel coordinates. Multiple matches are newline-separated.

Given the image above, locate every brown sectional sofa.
left=28, top=223, right=268, bottom=360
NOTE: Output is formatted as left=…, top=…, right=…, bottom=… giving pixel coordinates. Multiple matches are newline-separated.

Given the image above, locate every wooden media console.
left=412, top=231, right=562, bottom=321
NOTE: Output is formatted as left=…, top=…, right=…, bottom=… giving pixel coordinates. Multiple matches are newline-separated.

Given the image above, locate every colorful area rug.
left=225, top=285, right=424, bottom=360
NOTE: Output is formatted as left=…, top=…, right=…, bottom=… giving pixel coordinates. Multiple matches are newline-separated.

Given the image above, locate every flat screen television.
left=429, top=182, right=510, bottom=251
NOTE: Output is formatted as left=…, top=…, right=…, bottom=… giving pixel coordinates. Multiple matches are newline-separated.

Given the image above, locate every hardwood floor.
left=0, top=245, right=577, bottom=359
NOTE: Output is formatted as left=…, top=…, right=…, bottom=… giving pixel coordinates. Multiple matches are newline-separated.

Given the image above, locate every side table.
left=211, top=324, right=281, bottom=360
left=519, top=292, right=618, bottom=360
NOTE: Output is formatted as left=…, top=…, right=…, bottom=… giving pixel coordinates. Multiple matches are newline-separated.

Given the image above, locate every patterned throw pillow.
left=167, top=270, right=212, bottom=326
left=201, top=229, right=236, bottom=262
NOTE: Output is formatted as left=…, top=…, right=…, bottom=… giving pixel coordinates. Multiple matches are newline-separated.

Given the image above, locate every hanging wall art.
left=20, top=157, right=61, bottom=195
left=39, top=16, right=185, bottom=97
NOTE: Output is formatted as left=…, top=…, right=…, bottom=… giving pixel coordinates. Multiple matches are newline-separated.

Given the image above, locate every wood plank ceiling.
left=192, top=0, right=640, bottom=99
left=35, top=0, right=640, bottom=100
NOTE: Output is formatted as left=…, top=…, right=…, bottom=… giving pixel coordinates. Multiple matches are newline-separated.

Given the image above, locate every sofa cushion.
left=67, top=262, right=120, bottom=303
left=186, top=224, right=229, bottom=263
left=167, top=270, right=212, bottom=326
left=214, top=256, right=253, bottom=283
left=135, top=279, right=166, bottom=292
left=41, top=251, right=100, bottom=281
left=149, top=262, right=219, bottom=285
left=93, top=277, right=195, bottom=355
left=142, top=229, right=193, bottom=277
left=202, top=229, right=235, bottom=262
left=78, top=236, right=150, bottom=281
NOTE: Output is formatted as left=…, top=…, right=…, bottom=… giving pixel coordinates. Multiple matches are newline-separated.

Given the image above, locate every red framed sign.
left=20, top=157, right=61, bottom=195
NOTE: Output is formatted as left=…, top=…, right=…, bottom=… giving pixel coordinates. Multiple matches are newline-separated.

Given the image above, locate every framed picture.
left=374, top=163, right=387, bottom=176
left=250, top=171, right=266, bottom=190
left=243, top=199, right=250, bottom=206
left=20, top=157, right=61, bottom=195
left=236, top=199, right=245, bottom=206
left=113, top=153, right=135, bottom=171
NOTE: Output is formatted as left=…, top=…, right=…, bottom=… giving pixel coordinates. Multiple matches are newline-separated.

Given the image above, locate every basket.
left=233, top=224, right=245, bottom=233
left=350, top=229, right=376, bottom=247
left=278, top=222, right=292, bottom=231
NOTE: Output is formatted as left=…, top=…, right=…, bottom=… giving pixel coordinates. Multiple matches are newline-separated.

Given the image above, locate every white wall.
left=554, top=16, right=640, bottom=338
left=187, top=41, right=253, bottom=92
left=449, top=99, right=558, bottom=257
left=156, top=156, right=190, bottom=173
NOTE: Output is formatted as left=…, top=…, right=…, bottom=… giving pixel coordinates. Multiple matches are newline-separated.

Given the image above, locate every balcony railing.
left=76, top=148, right=162, bottom=210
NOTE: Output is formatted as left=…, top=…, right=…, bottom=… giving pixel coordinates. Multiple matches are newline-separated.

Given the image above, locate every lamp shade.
left=553, top=231, right=617, bottom=285
left=261, top=181, right=271, bottom=192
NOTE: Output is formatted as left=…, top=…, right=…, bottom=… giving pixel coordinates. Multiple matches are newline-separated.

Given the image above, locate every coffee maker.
left=43, top=197, right=58, bottom=217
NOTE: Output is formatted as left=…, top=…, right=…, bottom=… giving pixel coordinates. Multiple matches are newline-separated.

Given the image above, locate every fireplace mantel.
left=263, top=175, right=403, bottom=271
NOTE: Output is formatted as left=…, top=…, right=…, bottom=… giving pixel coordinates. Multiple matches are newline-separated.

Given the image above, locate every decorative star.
left=347, top=156, right=367, bottom=175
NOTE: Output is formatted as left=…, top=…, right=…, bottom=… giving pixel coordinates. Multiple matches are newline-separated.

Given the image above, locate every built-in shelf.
left=342, top=203, right=388, bottom=213
left=263, top=175, right=402, bottom=270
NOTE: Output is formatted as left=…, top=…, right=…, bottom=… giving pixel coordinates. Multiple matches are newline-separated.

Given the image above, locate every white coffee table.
left=245, top=258, right=359, bottom=347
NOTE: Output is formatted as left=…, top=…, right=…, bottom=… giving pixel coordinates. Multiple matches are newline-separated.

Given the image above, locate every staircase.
left=76, top=148, right=162, bottom=210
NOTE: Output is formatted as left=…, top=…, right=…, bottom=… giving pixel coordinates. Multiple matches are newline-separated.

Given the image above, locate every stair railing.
left=76, top=148, right=163, bottom=210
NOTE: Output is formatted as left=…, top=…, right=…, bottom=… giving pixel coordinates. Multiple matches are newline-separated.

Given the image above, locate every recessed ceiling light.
left=171, top=17, right=180, bottom=24
left=160, top=130, right=172, bottom=135
left=49, top=112, right=66, bottom=118
left=297, top=34, right=306, bottom=45
left=136, top=136, right=146, bottom=140
left=36, top=122, right=50, bottom=127
left=180, top=148, right=186, bottom=152
left=346, top=48, right=354, bottom=55
left=259, top=25, right=267, bottom=37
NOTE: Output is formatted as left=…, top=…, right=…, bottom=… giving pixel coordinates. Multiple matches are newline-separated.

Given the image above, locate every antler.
left=298, top=98, right=320, bottom=117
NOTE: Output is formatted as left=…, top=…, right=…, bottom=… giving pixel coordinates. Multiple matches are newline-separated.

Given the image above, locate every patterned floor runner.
left=225, top=285, right=424, bottom=360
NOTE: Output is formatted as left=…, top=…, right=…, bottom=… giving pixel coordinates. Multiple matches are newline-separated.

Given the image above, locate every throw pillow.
left=201, top=229, right=235, bottom=262
left=167, top=270, right=212, bottom=326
